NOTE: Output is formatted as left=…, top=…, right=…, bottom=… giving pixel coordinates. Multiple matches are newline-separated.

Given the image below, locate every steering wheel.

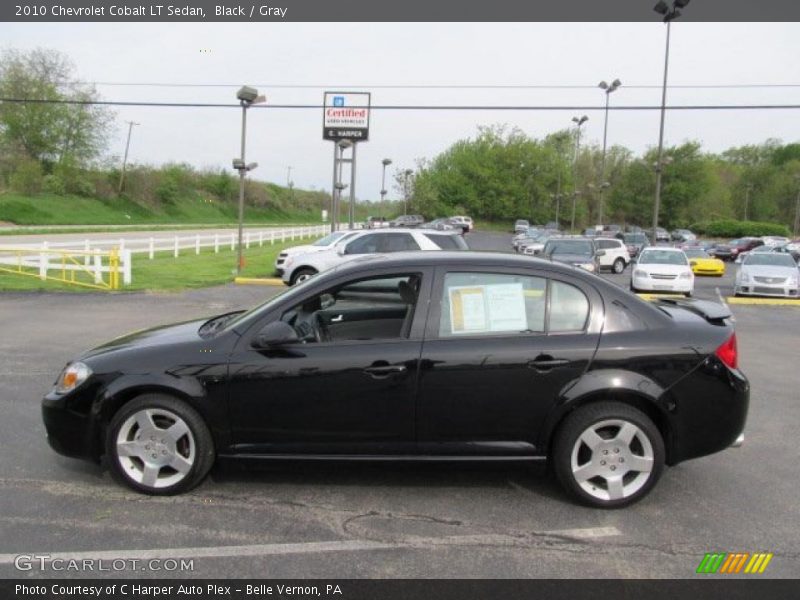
left=312, top=313, right=331, bottom=343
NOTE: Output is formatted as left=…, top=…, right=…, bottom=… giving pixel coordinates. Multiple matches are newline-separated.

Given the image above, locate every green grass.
left=0, top=239, right=310, bottom=293
left=0, top=223, right=318, bottom=236
left=0, top=192, right=316, bottom=226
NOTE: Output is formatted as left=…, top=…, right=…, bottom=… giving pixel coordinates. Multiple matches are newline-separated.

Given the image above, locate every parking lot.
left=1, top=230, right=798, bottom=579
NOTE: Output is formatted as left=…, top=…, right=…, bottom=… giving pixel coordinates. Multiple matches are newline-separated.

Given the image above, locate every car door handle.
left=330, top=314, right=344, bottom=323
left=528, top=357, right=570, bottom=371
left=363, top=365, right=407, bottom=378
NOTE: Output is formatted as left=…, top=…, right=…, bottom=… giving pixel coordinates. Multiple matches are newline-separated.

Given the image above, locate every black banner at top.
left=2, top=0, right=800, bottom=22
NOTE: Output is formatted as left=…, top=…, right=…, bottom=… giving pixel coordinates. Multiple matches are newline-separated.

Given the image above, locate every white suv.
left=594, top=237, right=631, bottom=274
left=274, top=230, right=359, bottom=275
left=281, top=228, right=468, bottom=285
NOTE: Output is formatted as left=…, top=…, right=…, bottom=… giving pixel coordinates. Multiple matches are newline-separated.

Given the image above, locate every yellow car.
left=684, top=247, right=725, bottom=277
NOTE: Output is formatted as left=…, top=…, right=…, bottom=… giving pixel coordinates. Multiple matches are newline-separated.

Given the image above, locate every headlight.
left=788, top=274, right=799, bottom=286
left=633, top=269, right=648, bottom=278
left=55, top=362, right=92, bottom=394
left=679, top=271, right=692, bottom=279
left=284, top=257, right=294, bottom=267
left=581, top=263, right=595, bottom=272
left=739, top=272, right=750, bottom=283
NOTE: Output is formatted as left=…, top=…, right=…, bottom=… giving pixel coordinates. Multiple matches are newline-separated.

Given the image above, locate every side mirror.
left=252, top=321, right=298, bottom=348
left=336, top=244, right=347, bottom=256
left=595, top=250, right=606, bottom=257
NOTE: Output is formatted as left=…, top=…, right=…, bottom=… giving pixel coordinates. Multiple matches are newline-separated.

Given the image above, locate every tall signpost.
left=323, top=92, right=371, bottom=232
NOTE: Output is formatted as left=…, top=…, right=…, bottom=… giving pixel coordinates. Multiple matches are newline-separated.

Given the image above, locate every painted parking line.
left=725, top=297, right=800, bottom=306
left=0, top=528, right=622, bottom=564
left=233, top=277, right=284, bottom=286
left=635, top=293, right=687, bottom=301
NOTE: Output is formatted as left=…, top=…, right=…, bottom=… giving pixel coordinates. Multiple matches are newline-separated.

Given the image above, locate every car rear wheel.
left=290, top=267, right=318, bottom=286
left=552, top=402, right=665, bottom=508
left=613, top=258, right=625, bottom=274
left=106, top=394, right=215, bottom=495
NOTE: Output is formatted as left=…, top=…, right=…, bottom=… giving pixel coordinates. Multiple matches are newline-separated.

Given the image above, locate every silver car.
left=734, top=252, right=800, bottom=298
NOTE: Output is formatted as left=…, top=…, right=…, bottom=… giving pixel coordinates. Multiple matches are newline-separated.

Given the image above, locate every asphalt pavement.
left=0, top=230, right=798, bottom=579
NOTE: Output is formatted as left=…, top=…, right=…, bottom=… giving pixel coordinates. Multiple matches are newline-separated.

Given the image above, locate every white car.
left=450, top=216, right=474, bottom=232
left=734, top=252, right=800, bottom=298
left=281, top=228, right=468, bottom=285
left=594, top=237, right=631, bottom=274
left=274, top=230, right=359, bottom=275
left=630, top=247, right=694, bottom=297
left=761, top=236, right=790, bottom=248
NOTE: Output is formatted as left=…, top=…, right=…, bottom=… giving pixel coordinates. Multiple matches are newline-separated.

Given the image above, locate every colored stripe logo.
left=696, top=552, right=773, bottom=574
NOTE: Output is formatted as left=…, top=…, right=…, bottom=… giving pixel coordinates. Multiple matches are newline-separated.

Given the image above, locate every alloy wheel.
left=570, top=419, right=655, bottom=502
left=115, top=408, right=196, bottom=489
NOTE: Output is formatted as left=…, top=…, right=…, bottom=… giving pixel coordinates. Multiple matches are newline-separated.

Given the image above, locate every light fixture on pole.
left=651, top=0, right=690, bottom=246
left=233, top=86, right=266, bottom=274
left=571, top=116, right=588, bottom=231
left=118, top=120, right=139, bottom=194
left=380, top=158, right=392, bottom=204
left=597, top=79, right=621, bottom=226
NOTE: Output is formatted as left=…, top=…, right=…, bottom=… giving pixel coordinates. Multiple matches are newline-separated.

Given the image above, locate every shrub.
left=9, top=160, right=43, bottom=195
left=691, top=219, right=791, bottom=238
left=42, top=174, right=67, bottom=195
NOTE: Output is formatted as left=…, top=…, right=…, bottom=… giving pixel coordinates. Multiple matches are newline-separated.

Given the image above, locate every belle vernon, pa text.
left=43, top=5, right=289, bottom=18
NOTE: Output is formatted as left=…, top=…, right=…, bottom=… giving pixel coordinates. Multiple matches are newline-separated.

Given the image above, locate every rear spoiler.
left=654, top=298, right=732, bottom=324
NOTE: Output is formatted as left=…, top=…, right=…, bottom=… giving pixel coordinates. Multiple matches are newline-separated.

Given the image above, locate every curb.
left=726, top=297, right=800, bottom=306
left=234, top=277, right=285, bottom=286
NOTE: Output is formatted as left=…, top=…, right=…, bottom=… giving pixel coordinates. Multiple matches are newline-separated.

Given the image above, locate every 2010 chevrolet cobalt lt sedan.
left=42, top=252, right=749, bottom=508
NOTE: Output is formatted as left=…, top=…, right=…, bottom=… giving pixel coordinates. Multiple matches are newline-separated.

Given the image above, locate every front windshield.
left=546, top=240, right=593, bottom=256
left=312, top=232, right=346, bottom=247
left=638, top=250, right=688, bottom=266
left=743, top=254, right=797, bottom=267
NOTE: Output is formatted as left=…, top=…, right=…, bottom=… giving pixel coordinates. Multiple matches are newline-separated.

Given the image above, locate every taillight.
left=715, top=333, right=738, bottom=370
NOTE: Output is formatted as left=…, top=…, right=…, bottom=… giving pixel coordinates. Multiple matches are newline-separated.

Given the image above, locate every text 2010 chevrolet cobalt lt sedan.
left=42, top=252, right=749, bottom=508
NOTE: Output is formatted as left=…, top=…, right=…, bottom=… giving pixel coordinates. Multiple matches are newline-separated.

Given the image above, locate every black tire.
left=552, top=402, right=665, bottom=508
left=106, top=394, right=215, bottom=495
left=613, top=258, right=625, bottom=274
left=685, top=292, right=692, bottom=298
left=290, top=267, right=318, bottom=286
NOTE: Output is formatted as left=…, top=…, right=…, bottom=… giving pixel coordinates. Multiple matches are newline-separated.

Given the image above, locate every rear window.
left=424, top=233, right=469, bottom=250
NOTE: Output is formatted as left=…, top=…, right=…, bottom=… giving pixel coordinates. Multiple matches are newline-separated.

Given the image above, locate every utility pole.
left=287, top=166, right=294, bottom=205
left=744, top=184, right=753, bottom=221
left=794, top=175, right=800, bottom=237
left=118, top=121, right=139, bottom=194
left=571, top=115, right=588, bottom=232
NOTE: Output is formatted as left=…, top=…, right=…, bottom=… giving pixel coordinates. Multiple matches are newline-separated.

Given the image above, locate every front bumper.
left=42, top=391, right=100, bottom=460
left=735, top=283, right=799, bottom=298
left=632, top=276, right=693, bottom=293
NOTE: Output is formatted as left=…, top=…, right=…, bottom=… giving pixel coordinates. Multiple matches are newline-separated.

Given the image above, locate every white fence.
left=2, top=224, right=333, bottom=288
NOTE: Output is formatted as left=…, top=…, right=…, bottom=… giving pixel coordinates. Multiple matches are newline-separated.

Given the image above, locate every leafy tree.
left=0, top=48, right=113, bottom=170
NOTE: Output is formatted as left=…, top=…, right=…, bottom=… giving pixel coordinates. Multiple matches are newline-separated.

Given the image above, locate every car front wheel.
left=106, top=394, right=215, bottom=495
left=290, top=267, right=318, bottom=286
left=552, top=402, right=665, bottom=508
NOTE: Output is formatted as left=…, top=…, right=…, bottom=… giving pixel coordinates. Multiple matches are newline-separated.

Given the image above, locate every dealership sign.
left=323, top=92, right=371, bottom=141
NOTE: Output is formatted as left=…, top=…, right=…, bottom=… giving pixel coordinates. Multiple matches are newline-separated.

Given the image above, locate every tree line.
left=405, top=126, right=800, bottom=232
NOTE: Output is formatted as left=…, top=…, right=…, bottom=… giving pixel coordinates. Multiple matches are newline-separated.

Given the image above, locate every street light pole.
left=597, top=79, right=621, bottom=226
left=233, top=86, right=265, bottom=274
left=794, top=175, right=800, bottom=237
left=118, top=120, right=139, bottom=194
left=380, top=158, right=392, bottom=204
left=571, top=115, right=588, bottom=232
left=652, top=0, right=690, bottom=245
left=744, top=184, right=753, bottom=221
left=403, top=169, right=413, bottom=214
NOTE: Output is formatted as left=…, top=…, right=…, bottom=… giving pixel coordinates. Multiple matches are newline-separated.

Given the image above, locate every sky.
left=2, top=22, right=800, bottom=201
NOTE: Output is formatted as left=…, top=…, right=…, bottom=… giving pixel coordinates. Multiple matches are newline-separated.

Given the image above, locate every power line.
left=2, top=97, right=800, bottom=111
left=61, top=81, right=800, bottom=90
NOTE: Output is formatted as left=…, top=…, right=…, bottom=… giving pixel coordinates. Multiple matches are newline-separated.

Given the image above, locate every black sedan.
left=42, top=252, right=748, bottom=508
